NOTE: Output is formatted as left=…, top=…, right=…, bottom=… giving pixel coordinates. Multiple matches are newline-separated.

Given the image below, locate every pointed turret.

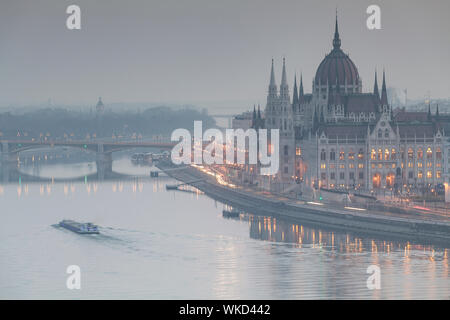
left=299, top=74, right=305, bottom=103
left=281, top=58, right=287, bottom=86
left=312, top=106, right=319, bottom=132
left=373, top=70, right=380, bottom=99
left=436, top=104, right=440, bottom=118
left=427, top=103, right=432, bottom=121
left=333, top=10, right=341, bottom=50
left=292, top=74, right=299, bottom=105
left=270, top=59, right=276, bottom=87
left=268, top=59, right=277, bottom=99
left=257, top=104, right=261, bottom=119
left=380, top=70, right=388, bottom=106
left=280, top=57, right=289, bottom=100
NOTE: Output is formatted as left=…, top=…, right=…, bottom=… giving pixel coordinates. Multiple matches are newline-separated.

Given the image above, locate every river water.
left=0, top=157, right=449, bottom=299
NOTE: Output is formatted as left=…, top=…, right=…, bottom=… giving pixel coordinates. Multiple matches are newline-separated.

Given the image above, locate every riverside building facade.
left=246, top=13, right=446, bottom=194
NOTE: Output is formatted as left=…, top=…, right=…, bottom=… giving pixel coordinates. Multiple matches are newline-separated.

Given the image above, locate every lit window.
left=371, top=149, right=376, bottom=160
left=408, top=148, right=413, bottom=159
left=296, top=147, right=301, bottom=156
left=349, top=163, right=354, bottom=169
left=340, top=164, right=345, bottom=169
left=358, top=149, right=364, bottom=160
left=417, top=148, right=423, bottom=159
left=437, top=171, right=441, bottom=178
left=391, top=149, right=396, bottom=160
left=339, top=150, right=345, bottom=160
left=418, top=162, right=422, bottom=168
left=378, top=149, right=382, bottom=160
left=436, top=148, right=441, bottom=160
left=418, top=171, right=423, bottom=179
left=427, top=147, right=432, bottom=159
left=321, top=163, right=326, bottom=169
left=384, top=148, right=390, bottom=160
left=427, top=171, right=432, bottom=179
left=348, top=149, right=355, bottom=160
left=358, top=163, right=364, bottom=169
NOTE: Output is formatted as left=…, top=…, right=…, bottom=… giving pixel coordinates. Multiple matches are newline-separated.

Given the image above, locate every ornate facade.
left=257, top=14, right=445, bottom=193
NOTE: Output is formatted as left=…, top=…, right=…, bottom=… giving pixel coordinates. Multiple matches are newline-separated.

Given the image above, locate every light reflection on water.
left=0, top=159, right=449, bottom=299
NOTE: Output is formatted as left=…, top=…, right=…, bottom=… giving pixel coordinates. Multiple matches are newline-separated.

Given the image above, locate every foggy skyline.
left=1, top=0, right=449, bottom=108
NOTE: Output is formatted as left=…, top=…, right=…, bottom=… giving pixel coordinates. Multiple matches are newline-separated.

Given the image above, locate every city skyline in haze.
left=1, top=0, right=449, bottom=109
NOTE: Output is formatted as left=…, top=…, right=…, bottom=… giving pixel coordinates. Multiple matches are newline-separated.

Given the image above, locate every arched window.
left=358, top=149, right=364, bottom=160
left=378, top=148, right=382, bottom=160
left=348, top=149, right=355, bottom=160
left=417, top=148, right=423, bottom=159
left=427, top=147, right=432, bottom=159
left=384, top=148, right=390, bottom=160
left=320, top=149, right=326, bottom=161
left=436, top=147, right=442, bottom=160
left=339, top=149, right=345, bottom=160
left=391, top=148, right=396, bottom=160
left=330, top=149, right=336, bottom=161
left=408, top=148, right=413, bottom=159
left=371, top=149, right=376, bottom=160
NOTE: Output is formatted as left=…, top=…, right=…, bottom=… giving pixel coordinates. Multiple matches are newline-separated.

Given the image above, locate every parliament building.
left=251, top=14, right=447, bottom=194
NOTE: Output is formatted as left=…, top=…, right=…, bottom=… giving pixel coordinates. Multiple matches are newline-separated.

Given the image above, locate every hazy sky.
left=0, top=0, right=449, bottom=108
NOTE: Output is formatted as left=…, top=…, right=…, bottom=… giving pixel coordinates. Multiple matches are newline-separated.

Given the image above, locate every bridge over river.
left=0, top=139, right=176, bottom=182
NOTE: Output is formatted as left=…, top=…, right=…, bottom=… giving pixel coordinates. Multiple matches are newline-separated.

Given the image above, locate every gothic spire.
left=269, top=58, right=276, bottom=87
left=299, top=74, right=304, bottom=97
left=280, top=57, right=289, bottom=100
left=427, top=103, right=432, bottom=121
left=436, top=104, right=440, bottom=118
left=292, top=74, right=299, bottom=105
left=373, top=69, right=379, bottom=99
left=333, top=10, right=341, bottom=49
left=380, top=69, right=388, bottom=106
left=281, top=57, right=287, bottom=86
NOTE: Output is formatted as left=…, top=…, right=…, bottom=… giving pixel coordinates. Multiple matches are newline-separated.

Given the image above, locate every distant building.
left=232, top=111, right=253, bottom=130
left=96, top=97, right=105, bottom=114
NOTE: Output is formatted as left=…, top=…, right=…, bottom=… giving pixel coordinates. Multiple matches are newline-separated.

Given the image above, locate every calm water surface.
left=0, top=158, right=449, bottom=299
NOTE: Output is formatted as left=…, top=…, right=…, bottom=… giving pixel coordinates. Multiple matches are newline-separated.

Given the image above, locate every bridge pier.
left=1, top=142, right=19, bottom=183
left=96, top=143, right=113, bottom=181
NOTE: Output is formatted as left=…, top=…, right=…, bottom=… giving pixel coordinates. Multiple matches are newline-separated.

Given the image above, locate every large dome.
left=314, top=17, right=359, bottom=86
